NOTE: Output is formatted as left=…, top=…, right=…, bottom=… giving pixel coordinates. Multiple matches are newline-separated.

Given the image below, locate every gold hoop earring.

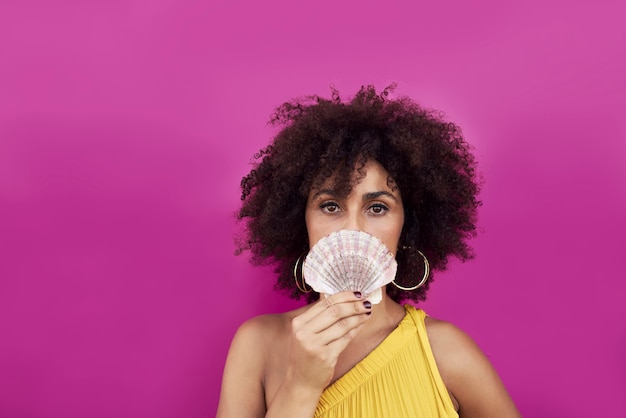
left=293, top=252, right=312, bottom=293
left=392, top=248, right=430, bottom=291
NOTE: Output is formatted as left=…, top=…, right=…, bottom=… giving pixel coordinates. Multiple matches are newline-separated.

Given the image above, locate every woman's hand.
left=284, top=290, right=373, bottom=393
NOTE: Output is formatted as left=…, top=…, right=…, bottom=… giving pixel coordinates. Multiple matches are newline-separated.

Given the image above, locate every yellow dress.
left=314, top=305, right=458, bottom=418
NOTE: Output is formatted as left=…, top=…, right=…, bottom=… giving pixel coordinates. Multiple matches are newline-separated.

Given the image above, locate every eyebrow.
left=310, top=189, right=339, bottom=200
left=362, top=191, right=398, bottom=202
left=311, top=189, right=398, bottom=202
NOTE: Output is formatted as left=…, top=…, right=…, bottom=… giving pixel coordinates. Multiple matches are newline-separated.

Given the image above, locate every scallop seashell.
left=303, top=230, right=397, bottom=304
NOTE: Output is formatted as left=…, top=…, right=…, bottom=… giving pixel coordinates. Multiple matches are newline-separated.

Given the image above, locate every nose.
left=343, top=211, right=364, bottom=232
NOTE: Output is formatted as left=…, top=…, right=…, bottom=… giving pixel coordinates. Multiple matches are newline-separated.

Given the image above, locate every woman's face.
left=305, top=160, right=404, bottom=255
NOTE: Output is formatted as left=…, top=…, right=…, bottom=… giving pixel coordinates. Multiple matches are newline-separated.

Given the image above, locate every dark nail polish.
left=366, top=311, right=372, bottom=315
left=363, top=300, right=372, bottom=309
left=354, top=291, right=363, bottom=298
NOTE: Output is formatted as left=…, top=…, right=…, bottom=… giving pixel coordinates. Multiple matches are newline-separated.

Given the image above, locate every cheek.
left=386, top=239, right=400, bottom=256
left=385, top=216, right=404, bottom=255
left=307, top=225, right=331, bottom=248
left=304, top=210, right=322, bottom=248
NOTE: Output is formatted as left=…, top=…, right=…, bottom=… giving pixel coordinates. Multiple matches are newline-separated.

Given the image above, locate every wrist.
left=282, top=367, right=325, bottom=400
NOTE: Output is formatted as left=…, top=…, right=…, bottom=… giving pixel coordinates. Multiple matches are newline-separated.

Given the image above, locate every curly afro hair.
left=237, top=85, right=481, bottom=304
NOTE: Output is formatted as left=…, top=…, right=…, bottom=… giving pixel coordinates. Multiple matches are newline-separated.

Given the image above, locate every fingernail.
left=366, top=311, right=372, bottom=315
left=354, top=292, right=362, bottom=298
left=363, top=300, right=372, bottom=309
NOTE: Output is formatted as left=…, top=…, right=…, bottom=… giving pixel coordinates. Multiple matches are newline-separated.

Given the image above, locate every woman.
left=217, top=85, right=520, bottom=417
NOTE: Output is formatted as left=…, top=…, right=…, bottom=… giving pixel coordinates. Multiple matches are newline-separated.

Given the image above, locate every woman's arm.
left=426, top=318, right=522, bottom=418
left=216, top=291, right=372, bottom=418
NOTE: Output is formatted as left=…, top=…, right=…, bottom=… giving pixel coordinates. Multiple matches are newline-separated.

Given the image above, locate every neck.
left=361, top=289, right=406, bottom=337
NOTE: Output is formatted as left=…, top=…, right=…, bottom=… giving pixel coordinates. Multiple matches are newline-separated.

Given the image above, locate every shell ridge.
left=302, top=230, right=398, bottom=303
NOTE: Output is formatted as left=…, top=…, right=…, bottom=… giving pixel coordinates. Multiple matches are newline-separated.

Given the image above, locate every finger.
left=310, top=299, right=372, bottom=334
left=324, top=320, right=369, bottom=357
left=314, top=309, right=372, bottom=346
left=297, top=291, right=360, bottom=323
left=295, top=293, right=371, bottom=335
left=298, top=291, right=364, bottom=323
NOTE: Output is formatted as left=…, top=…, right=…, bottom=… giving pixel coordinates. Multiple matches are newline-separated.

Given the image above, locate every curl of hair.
left=236, top=85, right=481, bottom=303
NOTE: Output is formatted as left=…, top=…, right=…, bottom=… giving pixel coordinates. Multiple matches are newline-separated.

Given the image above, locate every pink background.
left=1, top=1, right=624, bottom=417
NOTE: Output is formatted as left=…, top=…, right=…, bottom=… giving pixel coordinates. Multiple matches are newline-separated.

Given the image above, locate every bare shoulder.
left=216, top=309, right=302, bottom=418
left=424, top=316, right=521, bottom=418
left=424, top=316, right=484, bottom=372
left=236, top=312, right=290, bottom=345
left=226, top=308, right=302, bottom=367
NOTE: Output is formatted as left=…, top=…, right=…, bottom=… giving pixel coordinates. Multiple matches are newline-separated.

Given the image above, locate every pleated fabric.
left=314, top=305, right=458, bottom=418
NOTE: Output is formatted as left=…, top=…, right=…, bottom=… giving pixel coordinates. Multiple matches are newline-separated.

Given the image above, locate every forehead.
left=310, top=160, right=400, bottom=196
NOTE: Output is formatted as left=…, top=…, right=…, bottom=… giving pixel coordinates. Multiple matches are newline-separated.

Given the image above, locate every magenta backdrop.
left=1, top=1, right=625, bottom=417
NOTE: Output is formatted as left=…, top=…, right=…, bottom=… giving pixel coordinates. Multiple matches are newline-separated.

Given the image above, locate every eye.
left=320, top=201, right=341, bottom=214
left=367, top=203, right=389, bottom=215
